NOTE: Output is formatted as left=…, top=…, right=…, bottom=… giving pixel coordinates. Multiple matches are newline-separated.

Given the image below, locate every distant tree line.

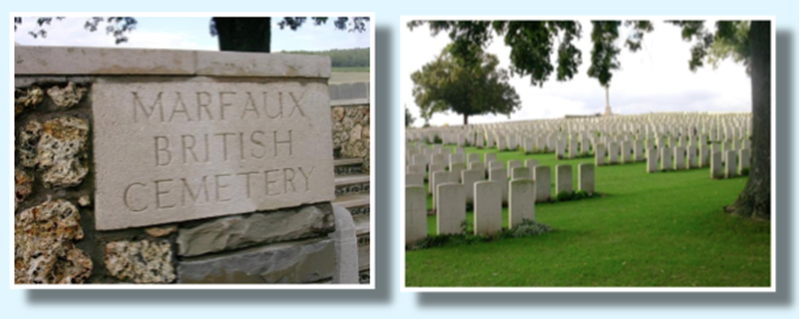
left=281, top=48, right=369, bottom=68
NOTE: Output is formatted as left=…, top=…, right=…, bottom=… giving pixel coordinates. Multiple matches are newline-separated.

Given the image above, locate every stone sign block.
left=92, top=81, right=334, bottom=230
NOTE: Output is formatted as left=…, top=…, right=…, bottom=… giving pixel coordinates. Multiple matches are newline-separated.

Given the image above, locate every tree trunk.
left=726, top=21, right=771, bottom=220
left=213, top=18, right=272, bottom=52
left=463, top=114, right=469, bottom=126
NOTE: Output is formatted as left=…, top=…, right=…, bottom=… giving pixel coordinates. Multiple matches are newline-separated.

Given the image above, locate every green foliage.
left=411, top=45, right=521, bottom=124
left=668, top=20, right=751, bottom=75
left=14, top=17, right=136, bottom=44
left=741, top=167, right=750, bottom=176
left=409, top=20, right=583, bottom=87
left=405, top=106, right=415, bottom=127
left=498, top=219, right=553, bottom=239
left=708, top=21, right=751, bottom=75
left=281, top=48, right=370, bottom=68
left=587, top=21, right=621, bottom=87
left=408, top=219, right=553, bottom=250
left=274, top=17, right=369, bottom=33
left=408, top=20, right=653, bottom=89
left=556, top=190, right=573, bottom=202
left=554, top=190, right=597, bottom=203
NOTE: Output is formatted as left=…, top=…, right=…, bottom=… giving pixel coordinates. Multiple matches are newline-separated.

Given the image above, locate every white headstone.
left=556, top=164, right=573, bottom=195
left=436, top=183, right=465, bottom=235
left=578, top=163, right=595, bottom=194
left=474, top=181, right=502, bottom=236
left=405, top=186, right=427, bottom=244
left=509, top=179, right=535, bottom=228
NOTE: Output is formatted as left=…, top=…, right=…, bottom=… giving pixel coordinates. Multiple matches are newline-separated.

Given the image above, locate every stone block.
left=178, top=238, right=335, bottom=284
left=92, top=81, right=335, bottom=230
left=176, top=203, right=334, bottom=257
left=14, top=199, right=91, bottom=284
left=329, top=206, right=358, bottom=284
left=105, top=240, right=176, bottom=284
left=37, top=117, right=90, bottom=188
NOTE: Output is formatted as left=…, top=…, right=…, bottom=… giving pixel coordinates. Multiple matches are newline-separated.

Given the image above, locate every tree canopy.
left=408, top=20, right=652, bottom=89
left=410, top=19, right=771, bottom=220
left=411, top=44, right=521, bottom=125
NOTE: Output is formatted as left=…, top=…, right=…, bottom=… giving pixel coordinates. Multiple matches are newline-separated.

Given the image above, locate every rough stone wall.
left=330, top=82, right=371, bottom=173
left=14, top=48, right=340, bottom=285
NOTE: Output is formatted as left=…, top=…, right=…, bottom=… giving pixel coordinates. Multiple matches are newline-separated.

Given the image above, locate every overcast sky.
left=14, top=16, right=370, bottom=52
left=402, top=20, right=753, bottom=127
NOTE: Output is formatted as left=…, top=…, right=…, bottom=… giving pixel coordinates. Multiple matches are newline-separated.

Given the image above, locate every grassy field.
left=406, top=145, right=771, bottom=287
left=330, top=70, right=369, bottom=84
left=332, top=66, right=370, bottom=73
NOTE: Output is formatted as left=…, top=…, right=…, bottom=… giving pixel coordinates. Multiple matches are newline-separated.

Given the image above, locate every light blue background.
left=3, top=1, right=797, bottom=318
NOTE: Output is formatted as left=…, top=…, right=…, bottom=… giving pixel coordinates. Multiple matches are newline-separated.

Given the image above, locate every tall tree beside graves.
left=671, top=20, right=770, bottom=220
left=410, top=45, right=521, bottom=125
left=405, top=105, right=416, bottom=127
left=14, top=16, right=369, bottom=52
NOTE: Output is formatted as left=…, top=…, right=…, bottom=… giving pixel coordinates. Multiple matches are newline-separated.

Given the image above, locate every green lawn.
left=406, top=145, right=771, bottom=287
left=332, top=66, right=370, bottom=73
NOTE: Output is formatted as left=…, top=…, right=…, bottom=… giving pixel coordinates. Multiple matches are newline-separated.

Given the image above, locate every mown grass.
left=332, top=66, right=370, bottom=73
left=406, top=145, right=771, bottom=287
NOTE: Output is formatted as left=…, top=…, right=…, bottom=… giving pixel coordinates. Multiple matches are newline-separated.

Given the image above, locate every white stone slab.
left=710, top=151, right=723, bottom=179
left=462, top=169, right=485, bottom=204
left=406, top=173, right=424, bottom=186
left=556, top=165, right=573, bottom=194
left=405, top=186, right=427, bottom=245
left=474, top=181, right=502, bottom=236
left=436, top=183, right=465, bottom=235
left=509, top=179, right=535, bottom=228
left=534, top=166, right=551, bottom=202
left=578, top=163, right=594, bottom=194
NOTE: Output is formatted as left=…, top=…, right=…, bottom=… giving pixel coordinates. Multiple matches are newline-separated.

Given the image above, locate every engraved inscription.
left=93, top=82, right=334, bottom=230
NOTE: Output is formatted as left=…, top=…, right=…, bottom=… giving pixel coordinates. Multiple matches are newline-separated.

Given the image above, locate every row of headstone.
left=406, top=113, right=752, bottom=159
left=710, top=149, right=752, bottom=179
left=405, top=163, right=596, bottom=243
